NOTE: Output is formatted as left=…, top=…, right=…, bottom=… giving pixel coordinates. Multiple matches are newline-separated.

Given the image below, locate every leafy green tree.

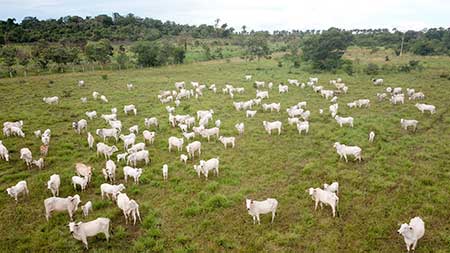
left=16, top=48, right=30, bottom=76
left=131, top=41, right=161, bottom=67
left=245, top=33, right=270, bottom=60
left=115, top=45, right=129, bottom=69
left=284, top=39, right=301, bottom=67
left=173, top=47, right=185, bottom=64
left=202, top=43, right=212, bottom=60
left=302, top=28, right=352, bottom=71
left=85, top=39, right=113, bottom=68
left=32, top=40, right=51, bottom=70
left=0, top=45, right=17, bottom=77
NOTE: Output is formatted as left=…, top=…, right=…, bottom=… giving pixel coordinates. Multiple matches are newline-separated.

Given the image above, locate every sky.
left=0, top=0, right=449, bottom=32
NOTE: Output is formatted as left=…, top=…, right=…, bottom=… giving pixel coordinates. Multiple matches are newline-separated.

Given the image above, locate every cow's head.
left=397, top=223, right=410, bottom=235
left=245, top=199, right=253, bottom=210
left=68, top=221, right=82, bottom=234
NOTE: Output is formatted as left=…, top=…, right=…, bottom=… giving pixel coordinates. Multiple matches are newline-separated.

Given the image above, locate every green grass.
left=0, top=49, right=449, bottom=252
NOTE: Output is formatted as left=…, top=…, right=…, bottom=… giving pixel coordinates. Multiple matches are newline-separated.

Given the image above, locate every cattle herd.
left=1, top=75, right=436, bottom=251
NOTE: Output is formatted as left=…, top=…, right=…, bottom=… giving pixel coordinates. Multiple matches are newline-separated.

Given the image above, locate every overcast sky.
left=1, top=0, right=449, bottom=31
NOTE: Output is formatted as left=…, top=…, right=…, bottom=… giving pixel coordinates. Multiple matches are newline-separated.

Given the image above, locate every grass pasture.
left=0, top=52, right=449, bottom=252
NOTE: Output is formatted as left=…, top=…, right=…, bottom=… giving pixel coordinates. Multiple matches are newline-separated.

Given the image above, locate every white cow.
left=186, top=141, right=201, bottom=160
left=333, top=142, right=362, bottom=162
left=415, top=103, right=436, bottom=114
left=85, top=111, right=97, bottom=120
left=123, top=104, right=137, bottom=115
left=87, top=132, right=95, bottom=149
left=102, top=160, right=116, bottom=183
left=162, top=164, right=168, bottom=181
left=143, top=130, right=156, bottom=145
left=335, top=115, right=354, bottom=128
left=75, top=163, right=93, bottom=183
left=96, top=143, right=119, bottom=160
left=369, top=131, right=375, bottom=143
left=96, top=128, right=119, bottom=142
left=219, top=136, right=235, bottom=148
left=168, top=136, right=184, bottom=152
left=123, top=166, right=143, bottom=184
left=245, top=198, right=278, bottom=224
left=47, top=174, right=60, bottom=197
left=72, top=176, right=88, bottom=191
left=100, top=183, right=125, bottom=200
left=43, top=96, right=59, bottom=104
left=235, top=123, right=245, bottom=136
left=44, top=194, right=81, bottom=221
left=372, top=78, right=384, bottom=85
left=0, top=140, right=9, bottom=162
left=68, top=218, right=110, bottom=249
left=398, top=217, right=425, bottom=252
left=72, top=119, right=88, bottom=134
left=20, top=148, right=32, bottom=168
left=296, top=121, right=309, bottom=135
left=6, top=180, right=29, bottom=202
left=308, top=188, right=339, bottom=217
left=194, top=157, right=219, bottom=180
left=82, top=201, right=93, bottom=217
left=401, top=119, right=418, bottom=132
left=263, top=121, right=282, bottom=135
left=127, top=150, right=150, bottom=166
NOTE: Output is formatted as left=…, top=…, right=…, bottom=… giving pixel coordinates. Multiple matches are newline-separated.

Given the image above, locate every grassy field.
left=0, top=49, right=449, bottom=252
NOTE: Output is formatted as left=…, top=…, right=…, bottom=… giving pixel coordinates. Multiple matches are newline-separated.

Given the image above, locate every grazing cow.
left=245, top=198, right=278, bottom=224
left=6, top=180, right=29, bottom=202
left=44, top=194, right=81, bottom=221
left=47, top=174, right=60, bottom=197
left=308, top=187, right=339, bottom=217
left=82, top=201, right=93, bottom=217
left=0, top=140, right=10, bottom=162
left=68, top=218, right=111, bottom=249
left=75, top=163, right=93, bottom=183
left=20, top=148, right=33, bottom=168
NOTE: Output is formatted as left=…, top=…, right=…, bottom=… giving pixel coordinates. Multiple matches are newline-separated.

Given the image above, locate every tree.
left=131, top=41, right=161, bottom=67
left=32, top=40, right=51, bottom=70
left=301, top=28, right=352, bottom=71
left=245, top=33, right=270, bottom=61
left=202, top=43, right=212, bottom=60
left=16, top=48, right=30, bottom=76
left=284, top=39, right=301, bottom=67
left=241, top=25, right=247, bottom=35
left=173, top=47, right=185, bottom=64
left=115, top=45, right=129, bottom=69
left=85, top=39, right=113, bottom=68
left=0, top=45, right=17, bottom=77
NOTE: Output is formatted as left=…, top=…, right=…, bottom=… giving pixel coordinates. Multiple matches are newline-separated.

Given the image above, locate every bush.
left=204, top=194, right=230, bottom=211
left=341, top=60, right=354, bottom=76
left=101, top=74, right=108, bottom=80
left=364, top=63, right=380, bottom=75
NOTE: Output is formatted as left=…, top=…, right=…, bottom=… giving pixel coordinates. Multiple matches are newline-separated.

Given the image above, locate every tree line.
left=0, top=39, right=186, bottom=78
left=0, top=13, right=235, bottom=44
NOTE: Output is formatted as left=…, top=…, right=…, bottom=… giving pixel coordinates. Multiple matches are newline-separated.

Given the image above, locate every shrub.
left=341, top=60, right=354, bottom=76
left=204, top=194, right=230, bottom=211
left=364, top=63, right=380, bottom=75
left=101, top=74, right=108, bottom=80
